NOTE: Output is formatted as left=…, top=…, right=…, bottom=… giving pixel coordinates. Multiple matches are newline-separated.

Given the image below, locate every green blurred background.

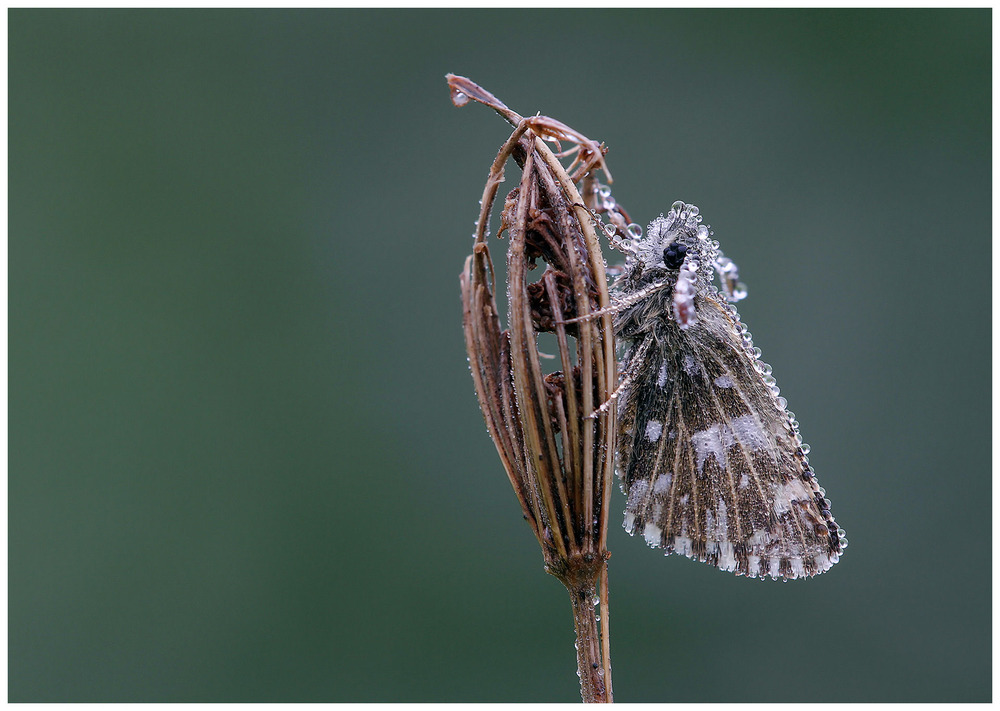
left=9, top=9, right=990, bottom=702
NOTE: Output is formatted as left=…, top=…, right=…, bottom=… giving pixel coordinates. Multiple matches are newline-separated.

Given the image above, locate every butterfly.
left=609, top=201, right=846, bottom=580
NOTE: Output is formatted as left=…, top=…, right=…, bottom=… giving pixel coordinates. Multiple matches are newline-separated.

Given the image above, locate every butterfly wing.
left=617, top=290, right=844, bottom=580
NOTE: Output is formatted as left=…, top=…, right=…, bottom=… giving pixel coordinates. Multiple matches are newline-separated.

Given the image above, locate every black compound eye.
left=663, top=242, right=688, bottom=269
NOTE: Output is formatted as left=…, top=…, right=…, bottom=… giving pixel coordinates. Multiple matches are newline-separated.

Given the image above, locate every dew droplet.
left=732, top=282, right=748, bottom=300
left=451, top=89, right=469, bottom=106
left=753, top=347, right=762, bottom=359
left=800, top=443, right=811, bottom=455
left=599, top=186, right=612, bottom=198
left=627, top=223, right=643, bottom=239
left=671, top=200, right=686, bottom=212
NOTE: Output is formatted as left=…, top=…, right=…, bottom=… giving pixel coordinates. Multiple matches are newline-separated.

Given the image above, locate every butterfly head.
left=619, top=201, right=747, bottom=304
left=628, top=201, right=716, bottom=283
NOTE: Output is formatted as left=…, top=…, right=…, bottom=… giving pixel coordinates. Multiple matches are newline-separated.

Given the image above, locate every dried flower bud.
left=451, top=74, right=620, bottom=703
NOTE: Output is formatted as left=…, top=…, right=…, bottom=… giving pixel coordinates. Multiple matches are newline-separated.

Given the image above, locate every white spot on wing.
left=645, top=420, right=663, bottom=442
left=674, top=536, right=693, bottom=556
left=718, top=542, right=737, bottom=571
left=653, top=472, right=673, bottom=493
left=772, top=478, right=813, bottom=515
left=644, top=522, right=662, bottom=547
left=691, top=423, right=734, bottom=472
left=714, top=374, right=734, bottom=388
left=691, top=416, right=771, bottom=474
left=657, top=360, right=670, bottom=388
left=625, top=480, right=649, bottom=516
left=730, top=414, right=769, bottom=451
left=682, top=353, right=698, bottom=376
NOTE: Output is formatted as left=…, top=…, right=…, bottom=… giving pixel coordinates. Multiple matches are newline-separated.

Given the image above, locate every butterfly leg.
left=558, top=280, right=671, bottom=326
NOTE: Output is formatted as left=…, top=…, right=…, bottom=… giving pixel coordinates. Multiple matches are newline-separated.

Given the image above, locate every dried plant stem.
left=451, top=73, right=616, bottom=703
left=566, top=567, right=606, bottom=703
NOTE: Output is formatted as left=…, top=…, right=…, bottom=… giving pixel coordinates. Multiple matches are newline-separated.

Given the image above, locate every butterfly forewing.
left=613, top=203, right=844, bottom=580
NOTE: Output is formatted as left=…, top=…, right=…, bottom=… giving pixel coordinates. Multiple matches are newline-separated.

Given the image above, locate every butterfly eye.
left=663, top=242, right=688, bottom=269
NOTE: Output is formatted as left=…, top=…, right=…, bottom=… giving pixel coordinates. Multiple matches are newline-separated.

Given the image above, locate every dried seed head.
left=455, top=77, right=617, bottom=570
left=451, top=74, right=623, bottom=703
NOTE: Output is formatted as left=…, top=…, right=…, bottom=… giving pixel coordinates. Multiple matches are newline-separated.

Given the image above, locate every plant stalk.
left=565, top=566, right=611, bottom=703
